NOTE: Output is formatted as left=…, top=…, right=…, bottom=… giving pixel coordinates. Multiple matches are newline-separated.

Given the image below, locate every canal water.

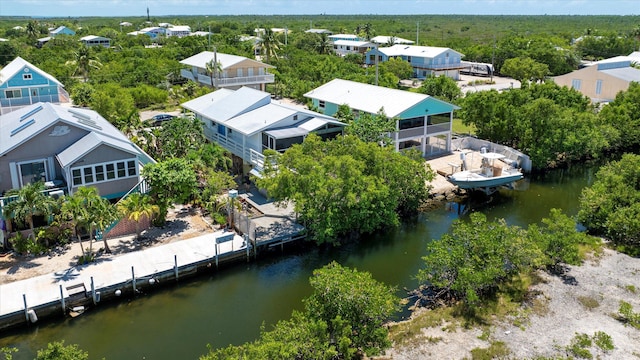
left=0, top=164, right=597, bottom=359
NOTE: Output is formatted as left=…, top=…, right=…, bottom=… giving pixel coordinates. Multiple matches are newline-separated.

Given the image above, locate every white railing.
left=203, top=127, right=252, bottom=161
left=426, top=123, right=450, bottom=135
left=398, top=127, right=424, bottom=139
left=250, top=149, right=265, bottom=171
left=182, top=69, right=275, bottom=87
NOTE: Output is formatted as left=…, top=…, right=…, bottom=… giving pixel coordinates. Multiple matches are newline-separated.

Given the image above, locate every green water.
left=0, top=164, right=596, bottom=359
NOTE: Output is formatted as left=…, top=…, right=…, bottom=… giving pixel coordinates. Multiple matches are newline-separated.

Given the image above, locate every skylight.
left=19, top=105, right=43, bottom=121
left=10, top=119, right=35, bottom=137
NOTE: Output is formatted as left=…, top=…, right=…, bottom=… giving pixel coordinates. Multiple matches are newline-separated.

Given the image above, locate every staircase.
left=95, top=179, right=150, bottom=241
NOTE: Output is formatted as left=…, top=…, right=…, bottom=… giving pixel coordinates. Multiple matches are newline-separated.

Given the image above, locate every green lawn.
left=452, top=118, right=476, bottom=136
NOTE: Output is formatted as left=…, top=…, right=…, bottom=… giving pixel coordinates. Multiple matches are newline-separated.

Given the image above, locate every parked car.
left=149, top=113, right=175, bottom=126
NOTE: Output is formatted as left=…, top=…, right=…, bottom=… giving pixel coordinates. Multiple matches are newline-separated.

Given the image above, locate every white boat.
left=447, top=151, right=523, bottom=194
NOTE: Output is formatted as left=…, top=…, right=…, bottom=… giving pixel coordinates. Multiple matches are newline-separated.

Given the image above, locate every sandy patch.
left=384, top=248, right=640, bottom=359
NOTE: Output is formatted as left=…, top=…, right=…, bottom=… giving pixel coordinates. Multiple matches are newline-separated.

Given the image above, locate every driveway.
left=139, top=109, right=183, bottom=121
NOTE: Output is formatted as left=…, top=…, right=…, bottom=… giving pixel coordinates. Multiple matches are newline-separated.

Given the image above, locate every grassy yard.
left=452, top=118, right=476, bottom=136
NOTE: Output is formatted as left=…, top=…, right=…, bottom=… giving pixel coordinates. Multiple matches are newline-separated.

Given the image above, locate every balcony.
left=397, top=123, right=450, bottom=140
left=412, top=62, right=467, bottom=71
left=180, top=69, right=274, bottom=88
left=203, top=128, right=265, bottom=170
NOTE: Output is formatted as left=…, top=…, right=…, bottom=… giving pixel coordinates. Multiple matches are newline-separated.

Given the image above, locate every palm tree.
left=66, top=45, right=102, bottom=82
left=363, top=23, right=373, bottom=40
left=117, top=193, right=160, bottom=240
left=257, top=28, right=281, bottom=63
left=205, top=57, right=222, bottom=89
left=60, top=193, right=90, bottom=257
left=92, top=198, right=119, bottom=253
left=60, top=187, right=109, bottom=258
left=316, top=33, right=333, bottom=55
left=26, top=20, right=39, bottom=39
left=3, top=182, right=57, bottom=246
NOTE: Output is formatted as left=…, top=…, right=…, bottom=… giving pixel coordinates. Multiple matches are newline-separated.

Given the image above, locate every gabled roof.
left=371, top=35, right=414, bottom=45
left=80, top=35, right=110, bottom=41
left=56, top=132, right=140, bottom=168
left=304, top=79, right=459, bottom=117
left=306, top=29, right=332, bottom=34
left=0, top=103, right=152, bottom=166
left=333, top=40, right=374, bottom=47
left=168, top=25, right=191, bottom=32
left=264, top=116, right=345, bottom=139
left=0, top=57, right=63, bottom=87
left=600, top=67, right=640, bottom=82
left=50, top=26, right=74, bottom=35
left=181, top=87, right=343, bottom=137
left=179, top=51, right=274, bottom=69
left=329, top=34, right=359, bottom=40
left=181, top=87, right=271, bottom=123
left=375, top=44, right=464, bottom=59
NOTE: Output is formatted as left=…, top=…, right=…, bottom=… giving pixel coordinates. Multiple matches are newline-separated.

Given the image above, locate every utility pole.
left=416, top=21, right=419, bottom=45
left=491, top=35, right=496, bottom=83
left=375, top=49, right=379, bottom=86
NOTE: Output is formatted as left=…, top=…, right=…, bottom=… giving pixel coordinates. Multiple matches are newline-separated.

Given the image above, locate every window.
left=72, top=169, right=82, bottom=186
left=595, top=79, right=603, bottom=95
left=127, top=160, right=136, bottom=176
left=117, top=162, right=126, bottom=177
left=407, top=56, right=412, bottom=62
left=83, top=167, right=94, bottom=184
left=70, top=159, right=138, bottom=186
left=95, top=165, right=105, bottom=182
left=399, top=117, right=425, bottom=130
left=23, top=74, right=33, bottom=80
left=571, top=79, right=581, bottom=90
left=19, top=160, right=47, bottom=186
left=319, top=100, right=325, bottom=109
left=369, top=54, right=375, bottom=62
left=106, top=163, right=115, bottom=179
left=5, top=89, right=21, bottom=98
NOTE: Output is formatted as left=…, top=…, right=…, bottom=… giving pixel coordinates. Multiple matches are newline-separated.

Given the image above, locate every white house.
left=332, top=39, right=376, bottom=57
left=305, top=79, right=460, bottom=157
left=166, top=25, right=191, bottom=38
left=181, top=87, right=345, bottom=176
left=370, top=35, right=414, bottom=45
left=80, top=35, right=111, bottom=48
left=365, top=45, right=465, bottom=80
left=179, top=51, right=275, bottom=91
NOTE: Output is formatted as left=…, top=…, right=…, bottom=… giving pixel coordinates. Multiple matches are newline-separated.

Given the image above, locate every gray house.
left=0, top=102, right=154, bottom=202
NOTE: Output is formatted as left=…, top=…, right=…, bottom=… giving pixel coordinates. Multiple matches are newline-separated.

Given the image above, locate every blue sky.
left=0, top=0, right=637, bottom=17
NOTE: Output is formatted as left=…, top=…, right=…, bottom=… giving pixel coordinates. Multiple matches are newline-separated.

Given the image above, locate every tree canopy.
left=418, top=210, right=597, bottom=308
left=578, top=153, right=640, bottom=248
left=257, top=134, right=433, bottom=244
left=202, top=262, right=399, bottom=359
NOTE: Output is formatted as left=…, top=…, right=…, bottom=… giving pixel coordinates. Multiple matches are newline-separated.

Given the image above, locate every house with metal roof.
left=127, top=27, right=164, bottom=38
left=365, top=44, right=465, bottom=80
left=181, top=87, right=345, bottom=175
left=49, top=26, right=75, bottom=37
left=0, top=102, right=154, bottom=202
left=370, top=35, right=414, bottom=45
left=80, top=35, right=111, bottom=48
left=179, top=51, right=275, bottom=91
left=166, top=25, right=191, bottom=38
left=304, top=79, right=460, bottom=157
left=553, top=58, right=640, bottom=103
left=0, top=57, right=69, bottom=115
left=332, top=39, right=376, bottom=57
